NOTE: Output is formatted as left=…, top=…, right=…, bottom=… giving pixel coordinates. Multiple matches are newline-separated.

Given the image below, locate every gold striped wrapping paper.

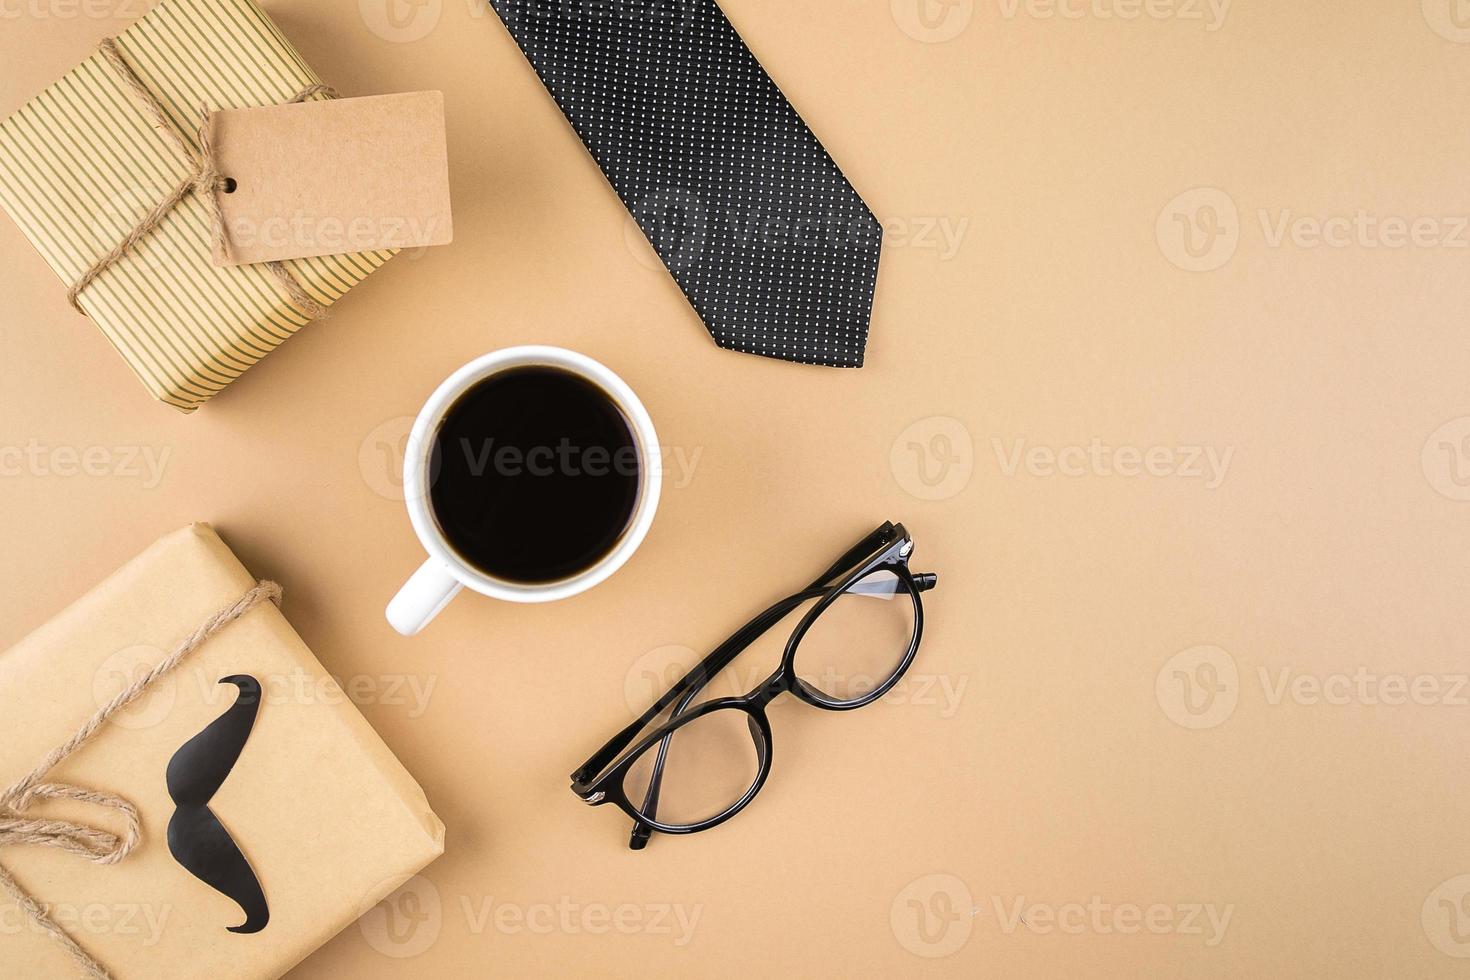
left=0, top=0, right=395, bottom=412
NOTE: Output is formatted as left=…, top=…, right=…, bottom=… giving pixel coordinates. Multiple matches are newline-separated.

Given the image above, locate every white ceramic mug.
left=386, top=346, right=661, bottom=635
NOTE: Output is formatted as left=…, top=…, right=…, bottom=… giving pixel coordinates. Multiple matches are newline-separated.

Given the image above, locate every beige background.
left=4, top=0, right=1470, bottom=976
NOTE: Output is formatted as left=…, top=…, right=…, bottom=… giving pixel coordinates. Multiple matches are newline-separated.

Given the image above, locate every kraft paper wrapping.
left=0, top=0, right=395, bottom=413
left=0, top=525, right=444, bottom=979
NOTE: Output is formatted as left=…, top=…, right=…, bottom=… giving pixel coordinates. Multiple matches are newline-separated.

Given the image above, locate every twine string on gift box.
left=0, top=580, right=282, bottom=980
left=65, top=37, right=334, bottom=321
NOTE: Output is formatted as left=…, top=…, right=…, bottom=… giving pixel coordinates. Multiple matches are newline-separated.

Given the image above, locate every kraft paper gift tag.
left=208, top=92, right=453, bottom=266
left=0, top=525, right=444, bottom=979
left=0, top=0, right=396, bottom=412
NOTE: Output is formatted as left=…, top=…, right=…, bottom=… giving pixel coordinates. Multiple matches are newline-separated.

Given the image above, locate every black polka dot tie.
left=488, top=0, right=883, bottom=368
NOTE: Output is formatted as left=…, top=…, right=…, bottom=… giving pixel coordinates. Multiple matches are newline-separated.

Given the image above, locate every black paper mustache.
left=165, top=674, right=269, bottom=934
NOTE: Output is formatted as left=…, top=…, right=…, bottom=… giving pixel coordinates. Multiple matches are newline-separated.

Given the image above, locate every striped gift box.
left=0, top=0, right=394, bottom=412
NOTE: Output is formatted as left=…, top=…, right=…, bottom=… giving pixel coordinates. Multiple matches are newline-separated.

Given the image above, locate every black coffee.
left=429, top=366, right=640, bottom=584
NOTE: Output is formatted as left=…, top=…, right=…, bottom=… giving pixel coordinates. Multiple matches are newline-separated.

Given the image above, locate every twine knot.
left=0, top=783, right=141, bottom=866
left=192, top=166, right=228, bottom=210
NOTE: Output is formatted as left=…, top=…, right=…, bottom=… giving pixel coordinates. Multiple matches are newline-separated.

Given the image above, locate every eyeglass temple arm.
left=810, top=523, right=897, bottom=589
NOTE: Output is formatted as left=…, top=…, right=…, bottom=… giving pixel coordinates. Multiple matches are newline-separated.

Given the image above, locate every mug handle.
left=386, top=559, right=463, bottom=636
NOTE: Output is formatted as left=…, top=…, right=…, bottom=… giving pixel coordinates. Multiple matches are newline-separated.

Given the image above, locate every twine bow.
left=67, top=37, right=334, bottom=321
left=0, top=580, right=282, bottom=980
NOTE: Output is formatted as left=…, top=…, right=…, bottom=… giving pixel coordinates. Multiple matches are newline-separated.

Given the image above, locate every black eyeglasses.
left=571, top=521, right=939, bottom=849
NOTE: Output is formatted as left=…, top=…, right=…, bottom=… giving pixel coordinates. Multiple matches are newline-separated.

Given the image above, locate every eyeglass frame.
left=570, top=521, right=938, bottom=849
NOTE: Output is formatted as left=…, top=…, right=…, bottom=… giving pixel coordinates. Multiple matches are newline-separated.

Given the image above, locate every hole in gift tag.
left=222, top=177, right=238, bottom=194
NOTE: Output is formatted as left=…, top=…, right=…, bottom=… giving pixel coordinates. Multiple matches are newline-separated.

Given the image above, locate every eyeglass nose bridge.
left=747, top=671, right=789, bottom=709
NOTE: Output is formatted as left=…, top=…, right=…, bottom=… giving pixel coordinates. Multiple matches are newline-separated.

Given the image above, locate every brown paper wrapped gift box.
left=0, top=525, right=443, bottom=978
left=0, top=0, right=395, bottom=413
